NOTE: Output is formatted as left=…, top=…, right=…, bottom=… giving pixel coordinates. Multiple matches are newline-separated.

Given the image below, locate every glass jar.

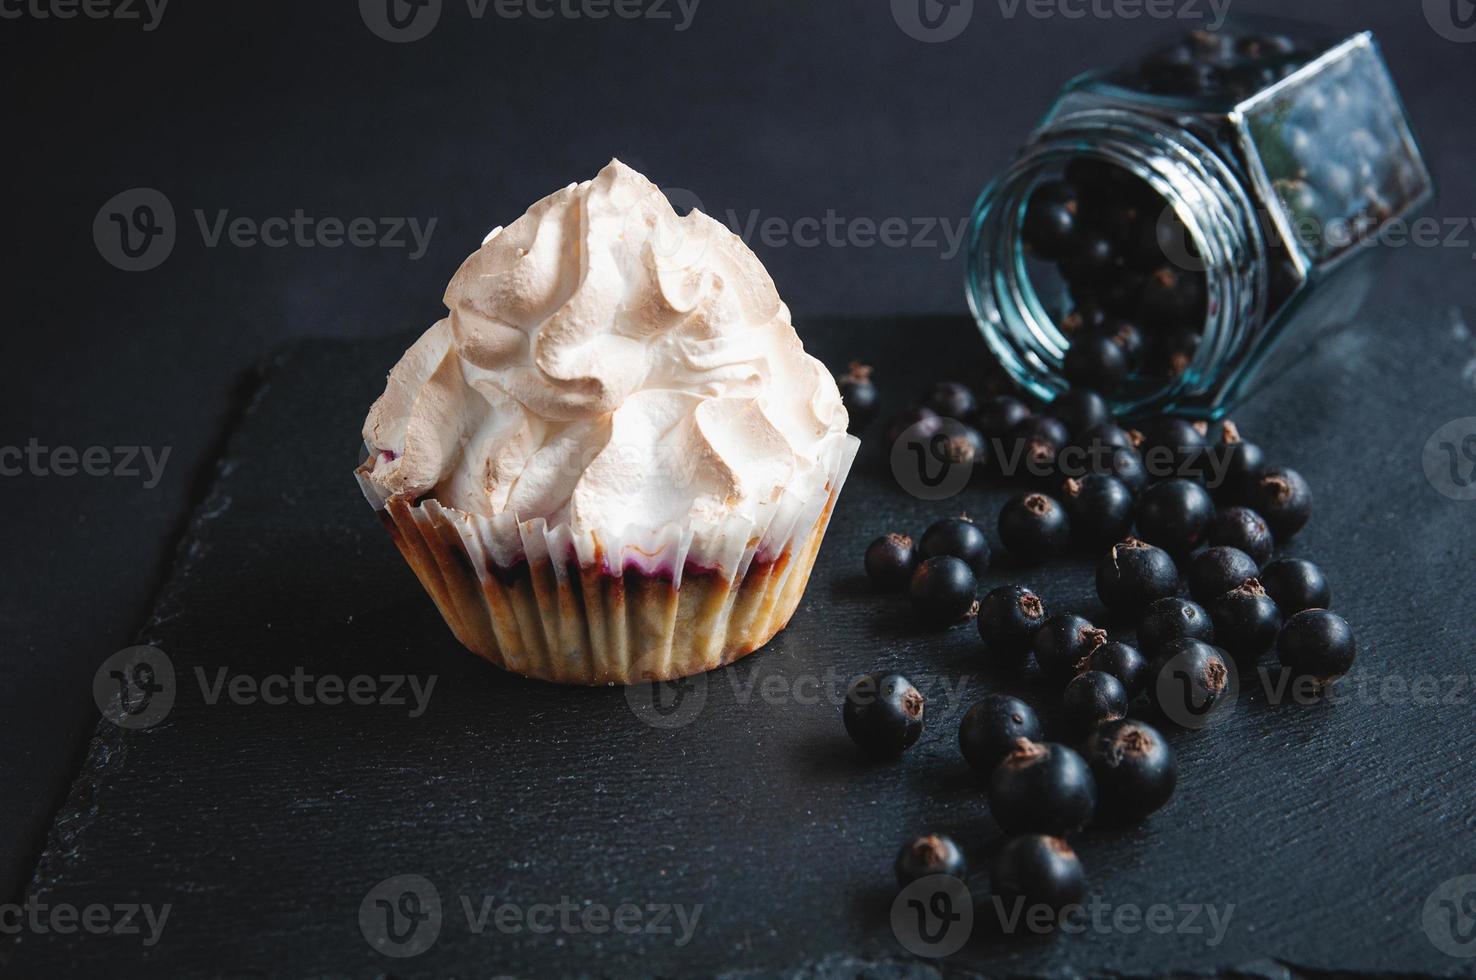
left=965, top=22, right=1433, bottom=420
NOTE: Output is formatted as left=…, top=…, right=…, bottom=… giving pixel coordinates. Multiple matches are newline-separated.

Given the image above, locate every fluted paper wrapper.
left=355, top=436, right=858, bottom=685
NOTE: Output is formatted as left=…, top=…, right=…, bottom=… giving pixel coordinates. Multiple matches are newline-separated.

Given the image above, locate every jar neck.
left=966, top=108, right=1267, bottom=418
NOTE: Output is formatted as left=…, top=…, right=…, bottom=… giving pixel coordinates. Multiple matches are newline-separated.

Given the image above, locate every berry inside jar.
left=1018, top=158, right=1209, bottom=407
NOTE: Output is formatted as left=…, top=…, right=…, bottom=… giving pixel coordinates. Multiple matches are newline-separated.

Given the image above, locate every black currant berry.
left=1052, top=389, right=1111, bottom=437
left=1137, top=265, right=1205, bottom=328
left=1207, top=506, right=1274, bottom=565
left=1250, top=466, right=1313, bottom=539
left=908, top=556, right=977, bottom=626
left=886, top=405, right=940, bottom=444
left=1088, top=641, right=1149, bottom=698
left=1061, top=474, right=1135, bottom=548
left=1095, top=538, right=1180, bottom=616
left=1147, top=639, right=1233, bottom=727
left=1278, top=610, right=1356, bottom=689
left=1012, top=415, right=1069, bottom=450
left=990, top=835, right=1086, bottom=918
left=1031, top=614, right=1108, bottom=686
left=924, top=380, right=978, bottom=421
left=1063, top=334, right=1129, bottom=392
left=1061, top=671, right=1129, bottom=737
left=1062, top=233, right=1118, bottom=286
left=960, top=694, right=1043, bottom=777
left=998, top=493, right=1071, bottom=562
left=1186, top=546, right=1260, bottom=603
left=1137, top=596, right=1213, bottom=658
left=895, top=834, right=966, bottom=887
left=974, top=395, right=1032, bottom=441
left=1259, top=558, right=1331, bottom=614
left=1084, top=719, right=1177, bottom=823
left=1136, top=417, right=1209, bottom=481
left=1076, top=422, right=1136, bottom=455
left=978, top=585, right=1048, bottom=668
left=1135, top=478, right=1215, bottom=554
left=933, top=420, right=988, bottom=471
left=1214, top=420, right=1264, bottom=501
left=836, top=363, right=878, bottom=433
left=864, top=533, right=916, bottom=592
left=1061, top=303, right=1108, bottom=337
left=918, top=517, right=991, bottom=574
left=1208, top=579, right=1281, bottom=661
left=843, top=673, right=925, bottom=757
left=1022, top=181, right=1079, bottom=261
left=1104, top=445, right=1149, bottom=496
left=988, top=739, right=1097, bottom=836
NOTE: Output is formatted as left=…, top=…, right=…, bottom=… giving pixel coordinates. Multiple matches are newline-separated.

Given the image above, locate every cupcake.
left=355, top=160, right=857, bottom=685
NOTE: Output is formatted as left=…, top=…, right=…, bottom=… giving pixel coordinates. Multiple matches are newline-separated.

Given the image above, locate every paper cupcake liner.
left=355, top=436, right=859, bottom=685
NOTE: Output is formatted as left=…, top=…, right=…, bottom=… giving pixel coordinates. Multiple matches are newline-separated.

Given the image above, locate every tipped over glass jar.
left=966, top=21, right=1433, bottom=420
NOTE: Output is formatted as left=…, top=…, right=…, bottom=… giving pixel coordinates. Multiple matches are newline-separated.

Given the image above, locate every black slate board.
left=9, top=315, right=1476, bottom=978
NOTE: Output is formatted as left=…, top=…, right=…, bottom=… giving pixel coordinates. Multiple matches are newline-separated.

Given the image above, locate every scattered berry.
left=1278, top=610, right=1356, bottom=689
left=1187, top=546, right=1260, bottom=603
left=1084, top=719, right=1177, bottom=822
left=843, top=673, right=926, bottom=757
left=1259, top=557, right=1331, bottom=614
left=998, top=493, right=1071, bottom=562
left=960, top=694, right=1043, bottom=777
left=1207, top=506, right=1274, bottom=565
left=1250, top=466, right=1313, bottom=539
left=990, top=835, right=1087, bottom=918
left=978, top=586, right=1048, bottom=668
left=1061, top=474, right=1135, bottom=548
left=1215, top=421, right=1264, bottom=501
left=1136, top=417, right=1209, bottom=479
left=1031, top=613, right=1108, bottom=685
left=836, top=363, right=878, bottom=433
left=934, top=419, right=988, bottom=470
left=908, top=557, right=978, bottom=626
left=974, top=395, right=1032, bottom=441
left=925, top=380, right=977, bottom=421
left=1052, top=389, right=1112, bottom=437
left=1088, top=641, right=1149, bottom=698
left=1096, top=538, right=1180, bottom=616
left=864, top=533, right=915, bottom=592
left=886, top=405, right=940, bottom=444
left=1013, top=415, right=1070, bottom=450
left=1147, top=639, right=1233, bottom=727
left=895, top=834, right=966, bottom=887
left=1137, top=596, right=1213, bottom=658
left=1135, top=478, right=1215, bottom=554
left=1208, top=579, right=1281, bottom=661
left=988, top=739, right=1097, bottom=836
left=918, top=517, right=990, bottom=574
left=1061, top=671, right=1129, bottom=736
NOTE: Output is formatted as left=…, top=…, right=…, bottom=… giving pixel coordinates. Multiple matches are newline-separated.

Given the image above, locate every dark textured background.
left=4, top=0, right=1476, bottom=974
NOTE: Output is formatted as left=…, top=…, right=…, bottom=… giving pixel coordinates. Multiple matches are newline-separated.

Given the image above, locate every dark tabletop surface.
left=5, top=0, right=1476, bottom=975
left=7, top=306, right=1476, bottom=977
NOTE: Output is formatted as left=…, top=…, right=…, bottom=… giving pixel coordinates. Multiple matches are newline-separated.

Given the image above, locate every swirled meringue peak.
left=361, top=159, right=850, bottom=561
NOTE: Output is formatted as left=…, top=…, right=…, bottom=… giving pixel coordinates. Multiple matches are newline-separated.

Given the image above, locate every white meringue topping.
left=361, top=159, right=849, bottom=548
